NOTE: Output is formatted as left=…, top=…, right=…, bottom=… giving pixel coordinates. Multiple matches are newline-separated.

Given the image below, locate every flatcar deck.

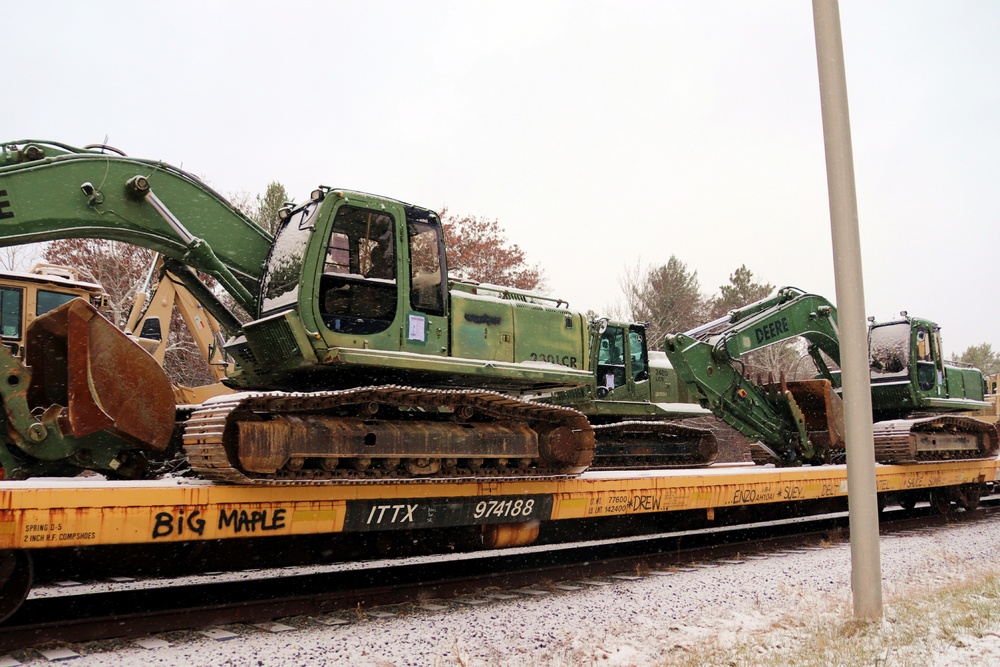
left=1, top=459, right=996, bottom=550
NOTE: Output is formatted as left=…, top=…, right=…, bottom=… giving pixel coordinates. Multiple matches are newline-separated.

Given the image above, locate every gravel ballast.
left=6, top=513, right=1000, bottom=666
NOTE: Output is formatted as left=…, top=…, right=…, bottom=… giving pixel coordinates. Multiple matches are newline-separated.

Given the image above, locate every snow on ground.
left=7, top=513, right=1000, bottom=666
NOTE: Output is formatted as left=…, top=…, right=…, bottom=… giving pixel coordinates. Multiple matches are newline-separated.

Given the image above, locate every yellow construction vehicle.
left=0, top=262, right=107, bottom=359
left=124, top=256, right=233, bottom=403
left=974, top=372, right=999, bottom=424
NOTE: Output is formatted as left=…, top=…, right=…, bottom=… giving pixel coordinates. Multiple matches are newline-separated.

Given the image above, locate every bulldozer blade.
left=782, top=379, right=846, bottom=451
left=25, top=299, right=175, bottom=452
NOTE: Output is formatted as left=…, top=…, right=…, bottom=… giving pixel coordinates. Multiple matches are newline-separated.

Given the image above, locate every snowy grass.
left=656, top=567, right=1000, bottom=667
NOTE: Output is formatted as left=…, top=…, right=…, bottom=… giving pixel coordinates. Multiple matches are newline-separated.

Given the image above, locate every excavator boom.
left=0, top=141, right=272, bottom=317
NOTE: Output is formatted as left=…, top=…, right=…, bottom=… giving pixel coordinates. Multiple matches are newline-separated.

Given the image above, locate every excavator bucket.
left=24, top=299, right=176, bottom=452
left=782, top=379, right=846, bottom=452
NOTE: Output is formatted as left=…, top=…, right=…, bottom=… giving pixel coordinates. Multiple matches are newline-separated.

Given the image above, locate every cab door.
left=626, top=325, right=652, bottom=397
left=594, top=324, right=646, bottom=399
left=314, top=198, right=402, bottom=351
left=400, top=206, right=449, bottom=357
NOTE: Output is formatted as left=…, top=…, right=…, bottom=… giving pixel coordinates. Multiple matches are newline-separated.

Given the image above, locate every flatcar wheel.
left=0, top=550, right=32, bottom=623
left=930, top=488, right=955, bottom=514
left=896, top=491, right=920, bottom=511
left=958, top=483, right=982, bottom=511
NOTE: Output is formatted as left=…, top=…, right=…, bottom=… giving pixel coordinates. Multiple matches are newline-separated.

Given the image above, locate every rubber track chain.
left=591, top=421, right=718, bottom=469
left=182, top=385, right=594, bottom=485
left=750, top=415, right=998, bottom=466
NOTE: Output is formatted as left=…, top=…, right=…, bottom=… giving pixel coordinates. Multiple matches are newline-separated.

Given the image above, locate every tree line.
left=8, top=182, right=997, bottom=384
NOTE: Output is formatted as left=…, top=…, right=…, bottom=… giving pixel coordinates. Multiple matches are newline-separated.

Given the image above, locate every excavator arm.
left=664, top=287, right=842, bottom=464
left=664, top=287, right=998, bottom=466
left=0, top=140, right=275, bottom=478
left=0, top=140, right=273, bottom=318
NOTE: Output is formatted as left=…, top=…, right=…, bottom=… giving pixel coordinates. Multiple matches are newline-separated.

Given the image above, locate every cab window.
left=914, top=327, right=936, bottom=390
left=319, top=206, right=398, bottom=334
left=869, top=322, right=910, bottom=377
left=597, top=326, right=626, bottom=391
left=628, top=327, right=649, bottom=381
left=406, top=208, right=446, bottom=316
left=0, top=287, right=22, bottom=339
left=36, top=289, right=79, bottom=316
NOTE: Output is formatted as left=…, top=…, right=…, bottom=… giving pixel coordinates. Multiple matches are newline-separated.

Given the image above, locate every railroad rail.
left=2, top=457, right=996, bottom=628
left=1, top=503, right=991, bottom=653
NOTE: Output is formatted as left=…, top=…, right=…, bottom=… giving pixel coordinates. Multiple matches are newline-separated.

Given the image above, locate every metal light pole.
left=811, top=0, right=883, bottom=618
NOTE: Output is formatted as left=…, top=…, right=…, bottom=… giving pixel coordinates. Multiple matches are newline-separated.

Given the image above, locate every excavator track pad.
left=872, top=415, right=999, bottom=464
left=590, top=421, right=718, bottom=469
left=182, top=385, right=595, bottom=484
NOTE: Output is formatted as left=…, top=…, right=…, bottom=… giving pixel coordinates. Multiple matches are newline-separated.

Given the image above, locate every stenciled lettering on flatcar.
left=586, top=492, right=678, bottom=516
left=0, top=190, right=13, bottom=220
left=365, top=504, right=418, bottom=525
left=473, top=498, right=535, bottom=519
left=344, top=494, right=553, bottom=531
left=21, top=522, right=97, bottom=543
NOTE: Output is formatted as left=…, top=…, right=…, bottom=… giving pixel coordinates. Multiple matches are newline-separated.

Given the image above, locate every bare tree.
left=42, top=239, right=215, bottom=386
left=0, top=243, right=42, bottom=272
left=43, top=239, right=154, bottom=326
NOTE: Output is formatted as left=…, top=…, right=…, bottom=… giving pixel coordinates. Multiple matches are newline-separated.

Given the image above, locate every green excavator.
left=0, top=139, right=713, bottom=483
left=663, top=286, right=997, bottom=466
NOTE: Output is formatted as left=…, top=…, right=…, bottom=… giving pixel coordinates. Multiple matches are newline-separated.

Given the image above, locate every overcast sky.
left=5, top=1, right=998, bottom=356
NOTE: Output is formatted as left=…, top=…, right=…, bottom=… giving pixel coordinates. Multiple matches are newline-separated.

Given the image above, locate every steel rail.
left=0, top=503, right=992, bottom=653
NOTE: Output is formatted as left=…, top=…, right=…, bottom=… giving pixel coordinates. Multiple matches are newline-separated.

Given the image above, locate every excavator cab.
left=253, top=193, right=451, bottom=378
left=319, top=206, right=400, bottom=335
left=594, top=322, right=649, bottom=400
left=868, top=316, right=986, bottom=417
left=245, top=189, right=591, bottom=392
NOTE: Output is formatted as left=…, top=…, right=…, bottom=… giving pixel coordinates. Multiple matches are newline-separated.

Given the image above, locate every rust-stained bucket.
left=24, top=299, right=175, bottom=452
left=783, top=379, right=846, bottom=450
